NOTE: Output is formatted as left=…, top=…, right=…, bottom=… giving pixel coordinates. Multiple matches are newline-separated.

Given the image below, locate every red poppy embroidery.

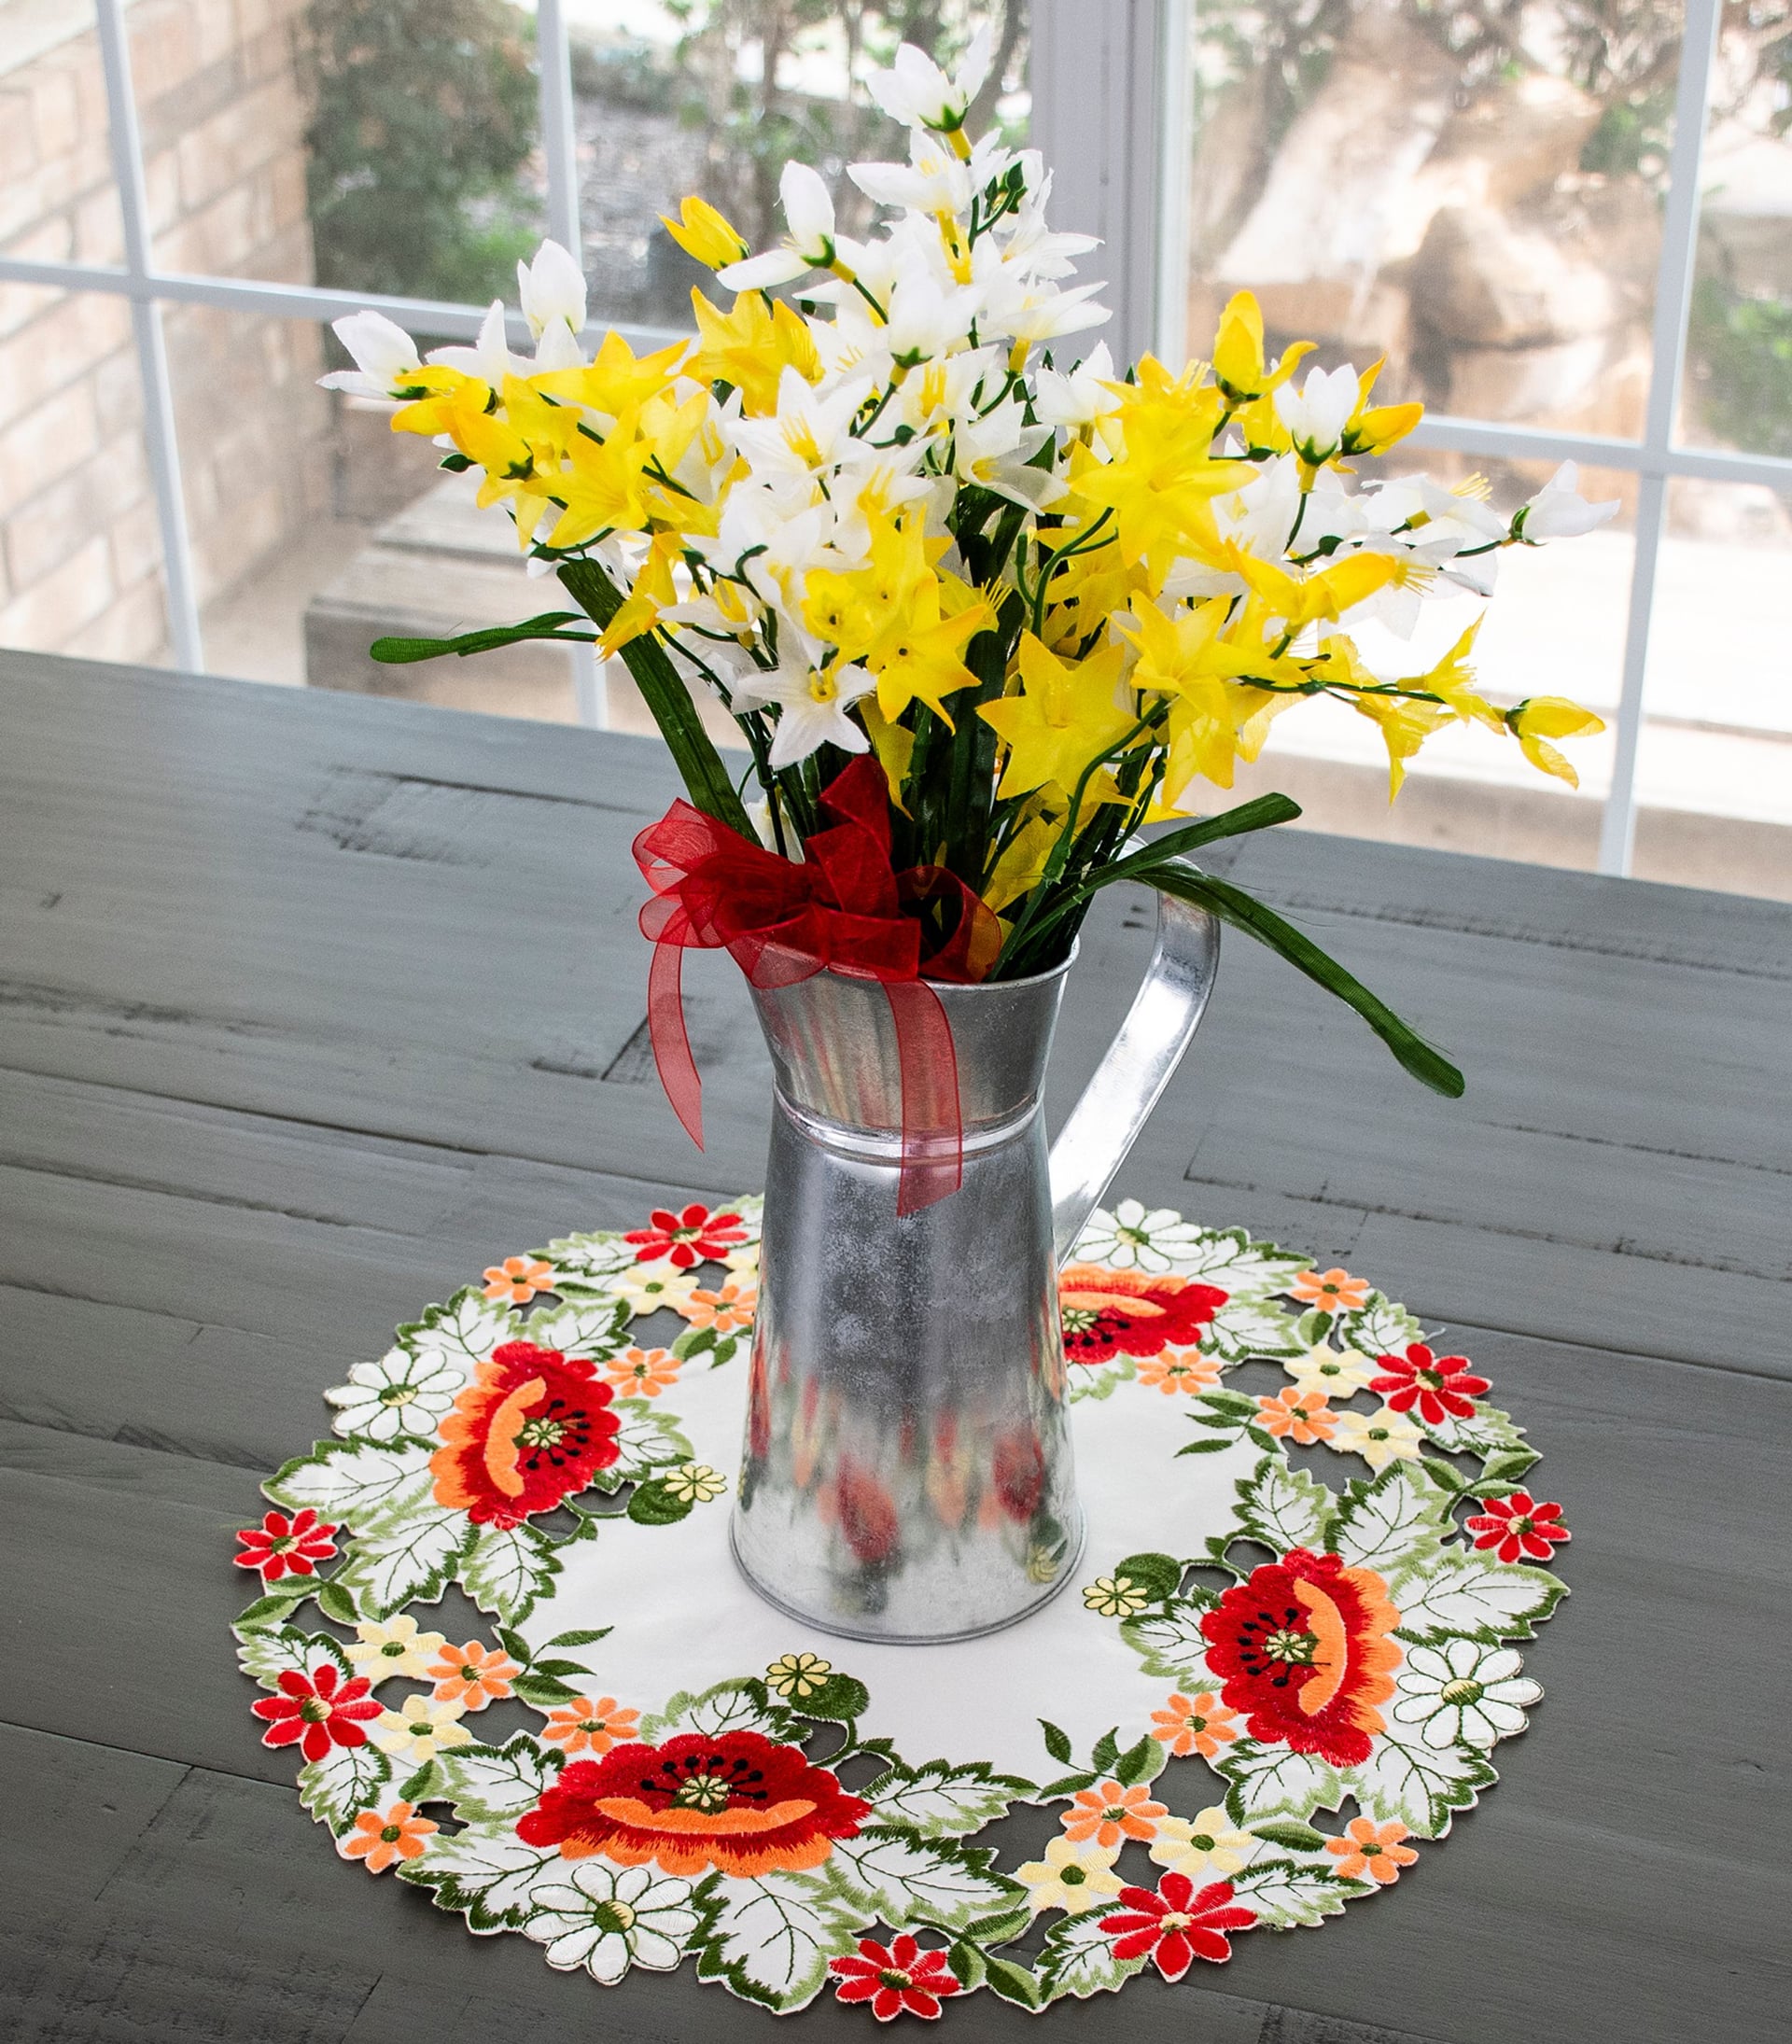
left=429, top=1340, right=620, bottom=1529
left=623, top=1203, right=748, bottom=1268
left=232, top=1507, right=338, bottom=1581
left=1200, top=1547, right=1403, bottom=1767
left=829, top=1934, right=962, bottom=2019
left=251, top=1663, right=382, bottom=1763
left=1057, top=1264, right=1228, bottom=1365
left=515, top=1728, right=870, bottom=1878
left=1463, top=1491, right=1571, bottom=1563
left=1099, top=1872, right=1257, bottom=1978
left=1369, top=1342, right=1490, bottom=1425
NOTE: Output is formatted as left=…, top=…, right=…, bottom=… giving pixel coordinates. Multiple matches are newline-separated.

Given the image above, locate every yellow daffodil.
left=690, top=290, right=819, bottom=413
left=1211, top=289, right=1313, bottom=407
left=388, top=366, right=490, bottom=440
left=1351, top=686, right=1457, bottom=800
left=660, top=195, right=749, bottom=271
left=978, top=634, right=1135, bottom=799
left=862, top=580, right=994, bottom=721
left=1505, top=696, right=1607, bottom=786
left=1340, top=358, right=1424, bottom=458
left=534, top=330, right=688, bottom=420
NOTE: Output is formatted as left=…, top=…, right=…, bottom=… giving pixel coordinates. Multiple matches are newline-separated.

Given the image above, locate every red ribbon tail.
left=886, top=978, right=962, bottom=1216
left=647, top=935, right=705, bottom=1151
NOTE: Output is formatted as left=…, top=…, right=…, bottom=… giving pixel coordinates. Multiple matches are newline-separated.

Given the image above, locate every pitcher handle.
left=1048, top=860, right=1222, bottom=1262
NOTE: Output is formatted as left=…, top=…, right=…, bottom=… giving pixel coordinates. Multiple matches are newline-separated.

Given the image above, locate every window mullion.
left=1598, top=0, right=1723, bottom=876
left=535, top=0, right=606, bottom=728
left=95, top=0, right=203, bottom=675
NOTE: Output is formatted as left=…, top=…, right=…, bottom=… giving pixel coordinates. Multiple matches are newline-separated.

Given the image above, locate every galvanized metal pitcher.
left=732, top=882, right=1221, bottom=1643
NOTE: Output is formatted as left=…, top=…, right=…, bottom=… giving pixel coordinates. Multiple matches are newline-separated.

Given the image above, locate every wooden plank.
left=5, top=654, right=1788, bottom=1370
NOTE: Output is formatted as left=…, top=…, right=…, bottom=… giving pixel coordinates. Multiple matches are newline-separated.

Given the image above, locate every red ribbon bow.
left=633, top=757, right=999, bottom=1214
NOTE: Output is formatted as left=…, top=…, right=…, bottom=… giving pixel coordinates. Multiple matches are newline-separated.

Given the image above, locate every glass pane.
left=1183, top=0, right=1685, bottom=441
left=0, top=279, right=168, bottom=663
left=1631, top=477, right=1792, bottom=898
left=567, top=1, right=1029, bottom=326
left=0, top=0, right=125, bottom=263
left=1682, top=15, right=1792, bottom=455
left=1232, top=453, right=1634, bottom=873
left=138, top=0, right=545, bottom=301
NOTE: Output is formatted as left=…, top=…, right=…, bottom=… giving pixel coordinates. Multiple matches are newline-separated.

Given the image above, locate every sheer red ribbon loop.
left=633, top=757, right=998, bottom=1215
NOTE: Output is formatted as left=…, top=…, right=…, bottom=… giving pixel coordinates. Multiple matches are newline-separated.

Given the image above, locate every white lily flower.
left=1274, top=362, right=1362, bottom=464
left=716, top=161, right=839, bottom=291
left=1162, top=454, right=1303, bottom=601
left=953, top=400, right=1064, bottom=510
left=866, top=25, right=992, bottom=134
left=848, top=131, right=973, bottom=217
left=318, top=309, right=422, bottom=399
left=427, top=300, right=531, bottom=385
left=740, top=656, right=876, bottom=768
left=1034, top=342, right=1122, bottom=429
left=731, top=368, right=875, bottom=483
left=1517, top=461, right=1621, bottom=541
left=517, top=238, right=587, bottom=342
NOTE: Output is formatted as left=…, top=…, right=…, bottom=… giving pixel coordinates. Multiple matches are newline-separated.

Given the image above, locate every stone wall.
left=0, top=0, right=326, bottom=665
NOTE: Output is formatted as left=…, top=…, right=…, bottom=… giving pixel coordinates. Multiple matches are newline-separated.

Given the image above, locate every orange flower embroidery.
left=1290, top=1267, right=1371, bottom=1313
left=427, top=1639, right=520, bottom=1708
left=1061, top=1780, right=1169, bottom=1849
left=1136, top=1350, right=1222, bottom=1395
left=676, top=1281, right=758, bottom=1334
left=1256, top=1386, right=1337, bottom=1445
left=340, top=1799, right=437, bottom=1872
left=603, top=1347, right=681, bottom=1398
left=1149, top=1689, right=1241, bottom=1758
left=1326, top=1816, right=1420, bottom=1884
left=542, top=1695, right=640, bottom=1757
left=482, top=1255, right=555, bottom=1304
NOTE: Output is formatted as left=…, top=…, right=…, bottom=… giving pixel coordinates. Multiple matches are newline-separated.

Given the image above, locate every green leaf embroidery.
left=1235, top=1453, right=1334, bottom=1552
left=824, top=1829, right=1025, bottom=1932
left=298, top=1742, right=391, bottom=1834
left=1036, top=1907, right=1145, bottom=2000
left=863, top=1760, right=1029, bottom=1840
left=235, top=1627, right=350, bottom=1687
left=1394, top=1554, right=1567, bottom=1643
left=1327, top=1463, right=1454, bottom=1585
left=1218, top=1740, right=1347, bottom=1826
left=399, top=1827, right=563, bottom=1930
left=461, top=1521, right=561, bottom=1625
left=1339, top=1730, right=1496, bottom=1837
left=1118, top=1596, right=1214, bottom=1684
left=1040, top=1719, right=1073, bottom=1766
left=333, top=1505, right=471, bottom=1619
left=1227, top=1855, right=1366, bottom=1927
left=626, top=1477, right=695, bottom=1525
left=1109, top=1550, right=1183, bottom=1603
left=691, top=1869, right=865, bottom=2013
left=263, top=1440, right=435, bottom=1531
left=433, top=1737, right=561, bottom=1827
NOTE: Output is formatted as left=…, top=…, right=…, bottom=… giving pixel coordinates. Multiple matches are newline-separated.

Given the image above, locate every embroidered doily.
left=230, top=1197, right=1569, bottom=2016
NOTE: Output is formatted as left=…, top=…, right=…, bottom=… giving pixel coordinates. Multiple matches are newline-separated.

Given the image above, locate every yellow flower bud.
left=661, top=195, right=749, bottom=271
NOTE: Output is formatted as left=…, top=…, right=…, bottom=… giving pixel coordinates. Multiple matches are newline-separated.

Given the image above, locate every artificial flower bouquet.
left=325, top=28, right=1614, bottom=1107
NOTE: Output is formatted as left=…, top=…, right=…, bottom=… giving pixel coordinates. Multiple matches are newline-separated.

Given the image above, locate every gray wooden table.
left=2, top=650, right=1785, bottom=2044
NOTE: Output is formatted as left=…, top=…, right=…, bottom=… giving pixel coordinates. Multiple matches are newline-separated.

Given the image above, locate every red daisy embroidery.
left=623, top=1203, right=748, bottom=1268
left=1200, top=1547, right=1403, bottom=1767
left=250, top=1663, right=382, bottom=1763
left=830, top=1934, right=962, bottom=2020
left=232, top=1507, right=338, bottom=1582
left=1463, top=1491, right=1571, bottom=1563
left=1369, top=1342, right=1490, bottom=1425
left=515, top=1728, right=870, bottom=1878
left=429, top=1340, right=621, bottom=1529
left=1057, top=1264, right=1229, bottom=1365
left=1099, top=1872, right=1257, bottom=1978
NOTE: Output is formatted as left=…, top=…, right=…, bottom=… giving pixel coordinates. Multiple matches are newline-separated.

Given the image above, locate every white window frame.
left=3, top=0, right=1789, bottom=869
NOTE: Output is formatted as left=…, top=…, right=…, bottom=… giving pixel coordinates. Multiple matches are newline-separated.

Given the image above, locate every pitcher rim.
left=758, top=939, right=1081, bottom=997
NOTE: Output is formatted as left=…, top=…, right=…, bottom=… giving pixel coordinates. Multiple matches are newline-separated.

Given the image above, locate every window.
left=0, top=0, right=1785, bottom=892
